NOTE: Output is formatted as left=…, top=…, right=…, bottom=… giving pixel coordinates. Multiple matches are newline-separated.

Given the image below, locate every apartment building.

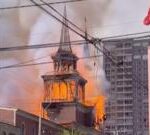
left=103, top=37, right=149, bottom=135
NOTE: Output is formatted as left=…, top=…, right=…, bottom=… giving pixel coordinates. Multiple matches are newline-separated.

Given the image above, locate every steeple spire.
left=58, top=6, right=72, bottom=52
left=52, top=6, right=78, bottom=72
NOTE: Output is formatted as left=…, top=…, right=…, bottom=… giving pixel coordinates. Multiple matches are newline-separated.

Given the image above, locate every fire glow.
left=45, top=82, right=75, bottom=101
left=78, top=60, right=106, bottom=123
left=84, top=96, right=105, bottom=123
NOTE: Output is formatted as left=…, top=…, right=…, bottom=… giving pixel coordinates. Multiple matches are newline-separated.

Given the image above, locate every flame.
left=48, top=82, right=75, bottom=101
left=84, top=96, right=105, bottom=123
left=78, top=60, right=106, bottom=123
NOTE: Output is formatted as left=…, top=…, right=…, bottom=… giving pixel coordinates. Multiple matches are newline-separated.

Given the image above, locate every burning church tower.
left=41, top=7, right=95, bottom=127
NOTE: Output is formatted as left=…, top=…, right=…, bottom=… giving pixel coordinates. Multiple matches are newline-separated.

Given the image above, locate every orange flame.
left=84, top=96, right=105, bottom=123
left=48, top=82, right=75, bottom=101
left=78, top=60, right=106, bottom=123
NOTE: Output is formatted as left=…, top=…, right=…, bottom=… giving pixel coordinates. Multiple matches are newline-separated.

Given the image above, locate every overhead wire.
left=0, top=54, right=103, bottom=70
left=1, top=0, right=147, bottom=66
left=0, top=0, right=149, bottom=69
left=29, top=0, right=118, bottom=66
left=1, top=0, right=149, bottom=70
left=0, top=55, right=51, bottom=69
left=0, top=0, right=148, bottom=108
left=101, top=31, right=150, bottom=41
left=1, top=0, right=150, bottom=64
left=0, top=0, right=85, bottom=10
left=0, top=40, right=85, bottom=51
left=37, top=0, right=150, bottom=66
left=0, top=33, right=150, bottom=52
left=37, top=0, right=150, bottom=68
left=0, top=0, right=149, bottom=62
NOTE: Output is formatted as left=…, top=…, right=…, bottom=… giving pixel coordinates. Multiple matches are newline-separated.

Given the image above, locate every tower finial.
left=58, top=6, right=72, bottom=52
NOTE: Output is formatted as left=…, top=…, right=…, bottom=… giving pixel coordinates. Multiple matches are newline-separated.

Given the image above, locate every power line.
left=1, top=0, right=147, bottom=66
left=101, top=31, right=150, bottom=40
left=2, top=55, right=51, bottom=68
left=29, top=0, right=117, bottom=65
left=0, top=34, right=150, bottom=52
left=30, top=0, right=90, bottom=40
left=0, top=0, right=85, bottom=10
left=32, top=0, right=149, bottom=67
left=0, top=40, right=85, bottom=51
left=0, top=54, right=103, bottom=70
left=2, top=0, right=149, bottom=69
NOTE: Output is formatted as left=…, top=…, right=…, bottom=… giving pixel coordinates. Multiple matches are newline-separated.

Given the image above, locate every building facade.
left=148, top=47, right=150, bottom=134
left=0, top=122, right=21, bottom=135
left=0, top=107, right=100, bottom=135
left=103, top=37, right=149, bottom=135
left=0, top=107, right=67, bottom=135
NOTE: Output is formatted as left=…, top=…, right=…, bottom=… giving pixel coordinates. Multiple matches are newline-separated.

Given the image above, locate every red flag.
left=143, top=8, right=150, bottom=25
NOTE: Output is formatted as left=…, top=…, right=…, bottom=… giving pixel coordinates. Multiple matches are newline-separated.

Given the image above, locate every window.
left=142, top=54, right=147, bottom=60
left=21, top=123, right=25, bottom=135
left=125, top=100, right=133, bottom=104
left=32, top=127, right=36, bottom=135
left=134, top=43, right=140, bottom=47
left=124, top=55, right=132, bottom=61
left=134, top=55, right=141, bottom=59
left=2, top=131, right=6, bottom=135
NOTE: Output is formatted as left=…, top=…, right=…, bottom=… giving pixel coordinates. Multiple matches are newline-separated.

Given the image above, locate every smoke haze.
left=0, top=0, right=148, bottom=114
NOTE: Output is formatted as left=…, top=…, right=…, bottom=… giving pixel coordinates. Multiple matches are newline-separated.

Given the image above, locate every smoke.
left=0, top=0, right=112, bottom=114
left=0, top=1, right=43, bottom=114
left=70, top=0, right=112, bottom=27
left=0, top=59, right=43, bottom=113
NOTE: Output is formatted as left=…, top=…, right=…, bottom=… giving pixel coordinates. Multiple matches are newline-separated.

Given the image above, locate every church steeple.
left=52, top=6, right=78, bottom=73
left=58, top=6, right=72, bottom=52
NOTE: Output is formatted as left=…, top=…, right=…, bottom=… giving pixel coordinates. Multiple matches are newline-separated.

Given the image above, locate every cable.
left=42, top=0, right=115, bottom=64
left=2, top=0, right=149, bottom=70
left=30, top=0, right=90, bottom=40
left=0, top=0, right=85, bottom=10
left=29, top=0, right=149, bottom=67
left=1, top=55, right=51, bottom=69
left=0, top=34, right=150, bottom=52
left=1, top=0, right=149, bottom=65
left=0, top=40, right=85, bottom=51
left=0, top=54, right=103, bottom=70
left=101, top=31, right=150, bottom=41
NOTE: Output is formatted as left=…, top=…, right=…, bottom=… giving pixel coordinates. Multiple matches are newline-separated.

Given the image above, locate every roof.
left=42, top=72, right=87, bottom=84
left=58, top=6, right=72, bottom=53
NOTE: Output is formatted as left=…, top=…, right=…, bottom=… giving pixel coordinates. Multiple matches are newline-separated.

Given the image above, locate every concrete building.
left=103, top=37, right=149, bottom=135
left=147, top=47, right=150, bottom=135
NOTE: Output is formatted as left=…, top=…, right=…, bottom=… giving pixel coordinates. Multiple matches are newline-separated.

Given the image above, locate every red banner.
left=143, top=8, right=150, bottom=25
